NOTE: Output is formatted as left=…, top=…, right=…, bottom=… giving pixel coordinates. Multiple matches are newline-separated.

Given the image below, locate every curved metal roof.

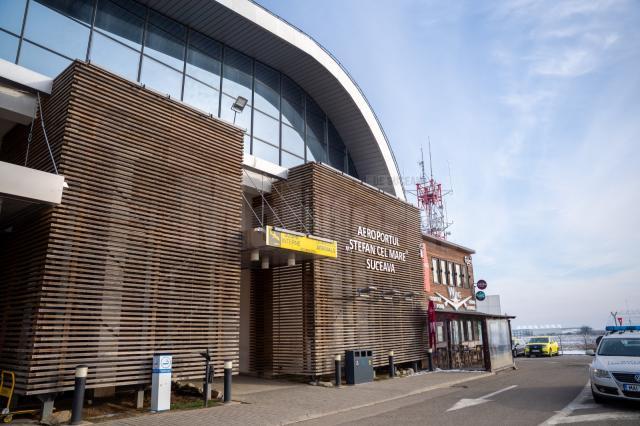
left=140, top=0, right=405, bottom=200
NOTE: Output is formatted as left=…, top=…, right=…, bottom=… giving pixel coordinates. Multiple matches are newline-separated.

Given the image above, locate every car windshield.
left=529, top=337, right=549, bottom=343
left=598, top=338, right=640, bottom=357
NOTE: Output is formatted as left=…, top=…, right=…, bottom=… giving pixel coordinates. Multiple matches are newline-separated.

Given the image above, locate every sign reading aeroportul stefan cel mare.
left=346, top=226, right=408, bottom=273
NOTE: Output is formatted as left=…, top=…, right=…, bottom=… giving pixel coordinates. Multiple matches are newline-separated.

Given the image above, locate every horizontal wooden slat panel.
left=0, top=62, right=244, bottom=395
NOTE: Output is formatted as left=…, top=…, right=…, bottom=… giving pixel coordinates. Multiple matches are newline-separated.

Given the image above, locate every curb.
left=285, top=372, right=495, bottom=424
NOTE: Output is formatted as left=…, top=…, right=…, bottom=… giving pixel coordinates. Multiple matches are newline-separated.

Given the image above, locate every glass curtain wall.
left=1, top=0, right=358, bottom=177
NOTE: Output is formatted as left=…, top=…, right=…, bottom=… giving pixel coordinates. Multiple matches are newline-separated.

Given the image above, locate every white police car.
left=589, top=325, right=640, bottom=403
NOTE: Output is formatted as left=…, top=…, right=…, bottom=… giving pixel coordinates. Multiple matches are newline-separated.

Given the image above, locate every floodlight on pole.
left=231, top=96, right=248, bottom=125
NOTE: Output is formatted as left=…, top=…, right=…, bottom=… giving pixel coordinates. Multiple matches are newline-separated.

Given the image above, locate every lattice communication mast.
left=416, top=142, right=452, bottom=239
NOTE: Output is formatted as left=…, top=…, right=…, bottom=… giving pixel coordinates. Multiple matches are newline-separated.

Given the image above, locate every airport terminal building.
left=0, top=0, right=511, bottom=406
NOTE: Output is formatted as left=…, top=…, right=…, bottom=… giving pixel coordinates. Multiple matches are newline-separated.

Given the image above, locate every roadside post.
left=388, top=350, right=395, bottom=378
left=334, top=354, right=341, bottom=387
left=70, top=365, right=88, bottom=425
left=223, top=360, right=232, bottom=403
left=427, top=348, right=434, bottom=371
left=199, top=349, right=212, bottom=407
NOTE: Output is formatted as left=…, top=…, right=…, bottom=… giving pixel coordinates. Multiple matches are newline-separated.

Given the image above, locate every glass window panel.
left=439, top=259, right=446, bottom=285
left=186, top=30, right=221, bottom=87
left=89, top=32, right=140, bottom=81
left=281, top=76, right=304, bottom=130
left=282, top=123, right=304, bottom=157
left=220, top=93, right=251, bottom=131
left=0, top=0, right=26, bottom=35
left=447, top=261, right=453, bottom=285
left=455, top=264, right=462, bottom=287
left=306, top=98, right=325, bottom=141
left=252, top=138, right=279, bottom=164
left=144, top=10, right=185, bottom=70
left=461, top=265, right=468, bottom=288
left=18, top=41, right=71, bottom=77
left=281, top=151, right=304, bottom=169
left=24, top=1, right=90, bottom=60
left=432, top=258, right=439, bottom=284
left=94, top=0, right=145, bottom=49
left=222, top=47, right=252, bottom=102
left=254, top=62, right=279, bottom=118
left=0, top=31, right=19, bottom=63
left=140, top=56, right=182, bottom=99
left=35, top=0, right=93, bottom=23
left=347, top=153, right=359, bottom=178
left=306, top=135, right=326, bottom=163
left=328, top=121, right=346, bottom=171
left=183, top=76, right=219, bottom=115
left=253, top=110, right=279, bottom=146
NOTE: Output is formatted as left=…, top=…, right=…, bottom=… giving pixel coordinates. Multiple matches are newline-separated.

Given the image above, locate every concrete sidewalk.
left=100, top=371, right=493, bottom=426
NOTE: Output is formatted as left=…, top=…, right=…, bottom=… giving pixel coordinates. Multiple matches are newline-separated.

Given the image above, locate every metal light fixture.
left=403, top=291, right=415, bottom=301
left=231, top=96, right=248, bottom=124
left=356, top=286, right=377, bottom=298
left=382, top=290, right=398, bottom=300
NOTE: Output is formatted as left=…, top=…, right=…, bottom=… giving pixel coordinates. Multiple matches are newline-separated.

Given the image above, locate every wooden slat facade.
left=0, top=62, right=244, bottom=395
left=251, top=163, right=427, bottom=376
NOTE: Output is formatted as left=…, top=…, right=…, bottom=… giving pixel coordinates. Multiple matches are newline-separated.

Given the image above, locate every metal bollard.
left=388, top=351, right=395, bottom=378
left=334, top=354, right=341, bottom=388
left=71, top=365, right=88, bottom=425
left=199, top=349, right=212, bottom=408
left=223, top=360, right=232, bottom=403
left=427, top=348, right=434, bottom=371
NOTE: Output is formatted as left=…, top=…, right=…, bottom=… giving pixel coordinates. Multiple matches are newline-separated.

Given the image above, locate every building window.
left=143, top=9, right=186, bottom=70
left=183, top=76, right=220, bottom=115
left=431, top=257, right=440, bottom=284
left=23, top=0, right=91, bottom=61
left=439, top=259, right=446, bottom=285
left=306, top=97, right=326, bottom=163
left=254, top=61, right=280, bottom=119
left=0, top=31, right=19, bottom=63
left=436, top=322, right=444, bottom=343
left=446, top=261, right=453, bottom=285
left=328, top=121, right=347, bottom=172
left=186, top=30, right=221, bottom=87
left=0, top=0, right=27, bottom=36
left=455, top=263, right=462, bottom=287
left=18, top=41, right=72, bottom=77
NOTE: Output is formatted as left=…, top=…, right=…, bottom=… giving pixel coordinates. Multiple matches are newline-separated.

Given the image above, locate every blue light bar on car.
left=605, top=326, right=640, bottom=331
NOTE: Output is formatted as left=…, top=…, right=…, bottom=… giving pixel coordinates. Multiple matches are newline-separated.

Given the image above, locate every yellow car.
left=524, top=336, right=560, bottom=357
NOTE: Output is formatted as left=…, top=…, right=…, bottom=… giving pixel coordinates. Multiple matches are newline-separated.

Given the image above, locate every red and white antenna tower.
left=416, top=140, right=452, bottom=239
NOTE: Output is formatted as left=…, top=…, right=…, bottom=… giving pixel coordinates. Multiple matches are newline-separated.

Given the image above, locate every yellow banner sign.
left=266, top=226, right=337, bottom=258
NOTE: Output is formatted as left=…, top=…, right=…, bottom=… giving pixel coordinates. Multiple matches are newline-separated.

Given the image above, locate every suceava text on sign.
left=346, top=226, right=407, bottom=274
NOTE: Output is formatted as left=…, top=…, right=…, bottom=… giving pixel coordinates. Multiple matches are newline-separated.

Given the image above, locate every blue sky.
left=256, top=0, right=640, bottom=328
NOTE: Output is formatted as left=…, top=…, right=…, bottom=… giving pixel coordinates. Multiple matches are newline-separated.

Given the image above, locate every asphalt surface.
left=300, top=355, right=640, bottom=426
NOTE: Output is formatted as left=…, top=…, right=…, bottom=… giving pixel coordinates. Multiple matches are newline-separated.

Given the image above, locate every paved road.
left=299, top=356, right=640, bottom=426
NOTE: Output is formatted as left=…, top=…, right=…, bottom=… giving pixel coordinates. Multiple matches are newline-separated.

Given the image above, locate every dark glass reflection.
left=186, top=30, right=221, bottom=86
left=328, top=121, right=346, bottom=172
left=94, top=0, right=146, bottom=49
left=254, top=62, right=279, bottom=118
left=281, top=76, right=304, bottom=130
left=222, top=47, right=252, bottom=102
left=0, top=0, right=26, bottom=35
left=144, top=9, right=186, bottom=70
left=35, top=0, right=93, bottom=23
